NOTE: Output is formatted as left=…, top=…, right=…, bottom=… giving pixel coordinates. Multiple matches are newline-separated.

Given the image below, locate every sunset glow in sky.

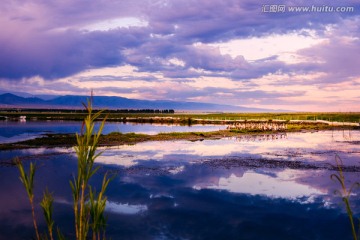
left=1, top=0, right=360, bottom=111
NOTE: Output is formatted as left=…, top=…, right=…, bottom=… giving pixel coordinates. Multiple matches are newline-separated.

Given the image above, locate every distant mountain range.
left=0, top=92, right=282, bottom=112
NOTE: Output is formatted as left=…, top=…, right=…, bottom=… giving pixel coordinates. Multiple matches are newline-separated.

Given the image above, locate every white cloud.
left=203, top=170, right=325, bottom=199
left=168, top=58, right=186, bottom=67
left=81, top=17, right=148, bottom=32
left=210, top=31, right=325, bottom=63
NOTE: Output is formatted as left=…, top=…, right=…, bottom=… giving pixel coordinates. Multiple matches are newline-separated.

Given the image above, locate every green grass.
left=1, top=111, right=360, bottom=123
left=1, top=122, right=358, bottom=151
left=16, top=159, right=40, bottom=240
left=286, top=123, right=331, bottom=131
left=331, top=155, right=360, bottom=240
left=15, top=98, right=112, bottom=240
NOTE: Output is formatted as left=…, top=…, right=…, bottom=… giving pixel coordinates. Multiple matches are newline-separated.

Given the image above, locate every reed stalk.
left=71, top=97, right=107, bottom=240
left=16, top=159, right=40, bottom=240
left=40, top=189, right=54, bottom=240
left=17, top=95, right=110, bottom=240
left=331, top=155, right=360, bottom=240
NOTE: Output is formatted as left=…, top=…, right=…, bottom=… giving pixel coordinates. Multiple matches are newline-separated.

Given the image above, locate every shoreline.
left=1, top=123, right=359, bottom=151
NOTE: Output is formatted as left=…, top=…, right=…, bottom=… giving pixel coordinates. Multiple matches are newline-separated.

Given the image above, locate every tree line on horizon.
left=0, top=108, right=175, bottom=114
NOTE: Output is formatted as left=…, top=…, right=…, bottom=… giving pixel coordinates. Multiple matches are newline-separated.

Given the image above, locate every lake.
left=0, top=124, right=360, bottom=239
left=0, top=120, right=225, bottom=143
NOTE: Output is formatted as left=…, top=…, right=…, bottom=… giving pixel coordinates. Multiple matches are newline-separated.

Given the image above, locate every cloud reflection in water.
left=106, top=201, right=147, bottom=214
left=201, top=170, right=326, bottom=199
left=1, top=130, right=360, bottom=239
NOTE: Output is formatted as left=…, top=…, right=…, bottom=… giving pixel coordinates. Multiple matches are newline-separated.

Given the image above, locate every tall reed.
left=89, top=172, right=112, bottom=240
left=40, top=189, right=54, bottom=240
left=70, top=97, right=108, bottom=240
left=16, top=159, right=40, bottom=240
left=331, top=155, right=360, bottom=240
left=16, top=97, right=111, bottom=240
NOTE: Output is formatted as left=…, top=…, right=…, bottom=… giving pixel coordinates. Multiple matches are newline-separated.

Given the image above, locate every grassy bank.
left=1, top=111, right=360, bottom=124
left=1, top=122, right=358, bottom=150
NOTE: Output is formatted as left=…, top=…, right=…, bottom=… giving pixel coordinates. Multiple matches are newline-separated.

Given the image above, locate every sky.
left=0, top=0, right=360, bottom=112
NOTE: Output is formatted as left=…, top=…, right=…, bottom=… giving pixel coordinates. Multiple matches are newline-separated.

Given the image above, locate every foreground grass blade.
left=331, top=155, right=360, bottom=240
left=15, top=158, right=40, bottom=240
left=40, top=189, right=55, bottom=240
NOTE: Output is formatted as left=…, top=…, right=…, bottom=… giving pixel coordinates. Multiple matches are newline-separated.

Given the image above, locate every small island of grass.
left=1, top=121, right=358, bottom=151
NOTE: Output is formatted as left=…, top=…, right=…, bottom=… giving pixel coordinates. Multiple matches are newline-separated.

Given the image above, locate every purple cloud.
left=298, top=37, right=360, bottom=83
left=0, top=0, right=360, bottom=111
left=1, top=0, right=359, bottom=80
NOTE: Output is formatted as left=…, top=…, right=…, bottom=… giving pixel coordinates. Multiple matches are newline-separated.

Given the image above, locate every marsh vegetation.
left=1, top=110, right=360, bottom=124
left=15, top=100, right=112, bottom=240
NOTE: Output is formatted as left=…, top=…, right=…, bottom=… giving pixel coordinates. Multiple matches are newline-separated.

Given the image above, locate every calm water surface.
left=0, top=120, right=225, bottom=143
left=0, top=129, right=359, bottom=239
